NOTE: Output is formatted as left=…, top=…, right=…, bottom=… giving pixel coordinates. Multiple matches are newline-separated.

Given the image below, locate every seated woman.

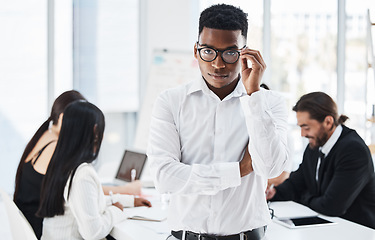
left=37, top=100, right=139, bottom=239
left=14, top=90, right=148, bottom=239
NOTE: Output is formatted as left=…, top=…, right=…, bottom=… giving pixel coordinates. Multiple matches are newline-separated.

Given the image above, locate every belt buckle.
left=241, top=232, right=248, bottom=240
left=197, top=233, right=212, bottom=240
left=187, top=232, right=202, bottom=240
left=199, top=234, right=219, bottom=240
left=197, top=233, right=204, bottom=240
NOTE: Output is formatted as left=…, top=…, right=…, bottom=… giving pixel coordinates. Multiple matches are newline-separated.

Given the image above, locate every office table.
left=266, top=215, right=375, bottom=240
left=111, top=219, right=169, bottom=240
left=111, top=190, right=375, bottom=240
left=111, top=188, right=170, bottom=240
left=112, top=215, right=375, bottom=240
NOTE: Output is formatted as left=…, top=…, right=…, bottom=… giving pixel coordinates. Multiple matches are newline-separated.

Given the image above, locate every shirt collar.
left=187, top=76, right=247, bottom=99
left=320, top=124, right=343, bottom=156
left=187, top=77, right=204, bottom=95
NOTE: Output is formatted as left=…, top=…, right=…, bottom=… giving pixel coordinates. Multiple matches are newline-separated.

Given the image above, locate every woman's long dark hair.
left=14, top=90, right=85, bottom=200
left=37, top=101, right=105, bottom=217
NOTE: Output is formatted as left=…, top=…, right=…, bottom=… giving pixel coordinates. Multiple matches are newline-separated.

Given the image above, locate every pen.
left=131, top=169, right=136, bottom=182
left=109, top=190, right=114, bottom=204
left=266, top=184, right=274, bottom=196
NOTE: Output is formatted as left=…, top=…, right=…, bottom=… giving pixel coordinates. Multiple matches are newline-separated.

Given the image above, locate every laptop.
left=110, top=149, right=148, bottom=185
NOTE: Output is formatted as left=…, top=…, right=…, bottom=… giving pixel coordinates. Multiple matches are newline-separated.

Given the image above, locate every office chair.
left=0, top=188, right=37, bottom=240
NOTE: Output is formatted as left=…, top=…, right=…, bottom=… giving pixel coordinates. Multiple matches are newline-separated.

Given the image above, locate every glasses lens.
left=222, top=50, right=239, bottom=64
left=199, top=47, right=216, bottom=61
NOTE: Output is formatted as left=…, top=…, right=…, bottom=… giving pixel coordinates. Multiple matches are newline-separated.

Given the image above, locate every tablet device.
left=274, top=216, right=337, bottom=229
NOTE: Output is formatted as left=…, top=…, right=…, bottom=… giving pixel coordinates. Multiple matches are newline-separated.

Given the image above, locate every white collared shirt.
left=147, top=77, right=288, bottom=235
left=316, top=125, right=343, bottom=181
left=42, top=163, right=129, bottom=240
left=321, top=124, right=343, bottom=157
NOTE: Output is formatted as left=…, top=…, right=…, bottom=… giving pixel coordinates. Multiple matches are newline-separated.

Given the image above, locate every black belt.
left=171, top=226, right=266, bottom=240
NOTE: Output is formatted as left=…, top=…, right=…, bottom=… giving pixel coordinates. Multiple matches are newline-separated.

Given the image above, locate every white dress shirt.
left=42, top=163, right=131, bottom=240
left=147, top=77, right=288, bottom=235
left=316, top=124, right=343, bottom=181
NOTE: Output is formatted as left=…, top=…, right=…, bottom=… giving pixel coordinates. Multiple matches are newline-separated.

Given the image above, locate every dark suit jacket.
left=273, top=125, right=375, bottom=229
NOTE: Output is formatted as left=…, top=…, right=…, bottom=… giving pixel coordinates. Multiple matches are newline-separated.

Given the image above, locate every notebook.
left=126, top=205, right=168, bottom=222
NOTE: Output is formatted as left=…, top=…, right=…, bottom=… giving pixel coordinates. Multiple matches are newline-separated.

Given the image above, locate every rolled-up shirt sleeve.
left=240, top=89, right=289, bottom=178
left=105, top=194, right=135, bottom=208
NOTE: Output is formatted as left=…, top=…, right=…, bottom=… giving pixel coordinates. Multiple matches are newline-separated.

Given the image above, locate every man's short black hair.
left=199, top=4, right=248, bottom=39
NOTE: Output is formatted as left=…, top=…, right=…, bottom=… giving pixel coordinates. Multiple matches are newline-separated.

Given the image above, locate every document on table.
left=125, top=205, right=168, bottom=222
left=137, top=220, right=170, bottom=234
left=269, top=201, right=318, bottom=220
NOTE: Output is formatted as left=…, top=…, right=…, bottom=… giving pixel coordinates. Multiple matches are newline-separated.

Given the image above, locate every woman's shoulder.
left=64, top=163, right=100, bottom=201
left=72, top=163, right=101, bottom=185
left=65, top=163, right=98, bottom=192
left=26, top=130, right=58, bottom=163
left=74, top=163, right=96, bottom=177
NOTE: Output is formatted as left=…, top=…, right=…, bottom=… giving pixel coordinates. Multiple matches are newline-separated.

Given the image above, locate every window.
left=345, top=0, right=375, bottom=141
left=0, top=0, right=140, bottom=194
left=72, top=0, right=140, bottom=171
left=96, top=0, right=139, bottom=112
left=270, top=1, right=338, bottom=167
left=0, top=0, right=47, bottom=194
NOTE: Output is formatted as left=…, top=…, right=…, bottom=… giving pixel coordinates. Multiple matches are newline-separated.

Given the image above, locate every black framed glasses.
left=196, top=42, right=246, bottom=64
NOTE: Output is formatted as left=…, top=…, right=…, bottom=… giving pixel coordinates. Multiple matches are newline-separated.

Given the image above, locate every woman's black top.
left=15, top=141, right=55, bottom=239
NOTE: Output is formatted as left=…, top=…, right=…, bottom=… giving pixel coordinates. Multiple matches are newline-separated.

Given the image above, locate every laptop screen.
left=115, top=150, right=147, bottom=182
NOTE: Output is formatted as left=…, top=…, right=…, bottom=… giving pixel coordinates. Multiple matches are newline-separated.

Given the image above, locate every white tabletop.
left=111, top=219, right=169, bottom=240
left=265, top=215, right=375, bottom=240
left=112, top=216, right=375, bottom=240
left=111, top=190, right=375, bottom=240
left=111, top=188, right=170, bottom=240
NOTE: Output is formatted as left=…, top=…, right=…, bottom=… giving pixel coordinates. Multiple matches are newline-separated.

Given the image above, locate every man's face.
left=296, top=111, right=330, bottom=149
left=194, top=27, right=245, bottom=89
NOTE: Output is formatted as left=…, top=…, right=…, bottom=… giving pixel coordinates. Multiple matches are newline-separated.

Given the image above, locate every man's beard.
left=308, top=126, right=329, bottom=149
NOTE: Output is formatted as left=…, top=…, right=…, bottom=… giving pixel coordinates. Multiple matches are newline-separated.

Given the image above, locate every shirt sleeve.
left=107, top=194, right=135, bottom=208
left=67, top=166, right=127, bottom=239
left=239, top=89, right=289, bottom=178
left=147, top=92, right=241, bottom=196
left=272, top=164, right=308, bottom=201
